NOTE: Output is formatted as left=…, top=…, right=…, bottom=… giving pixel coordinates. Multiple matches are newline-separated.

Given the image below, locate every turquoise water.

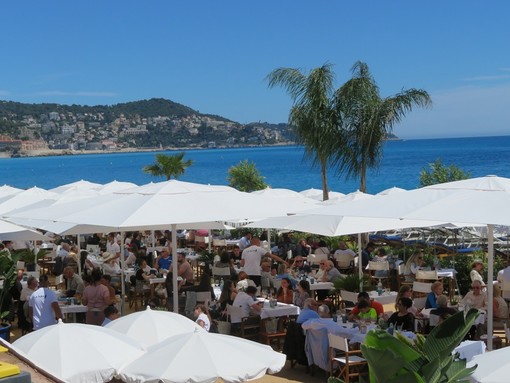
left=1, top=135, right=509, bottom=193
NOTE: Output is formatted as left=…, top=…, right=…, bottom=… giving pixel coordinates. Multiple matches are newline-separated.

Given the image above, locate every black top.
left=387, top=312, right=415, bottom=331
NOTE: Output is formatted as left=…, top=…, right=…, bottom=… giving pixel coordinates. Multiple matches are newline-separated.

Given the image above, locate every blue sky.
left=1, top=1, right=509, bottom=139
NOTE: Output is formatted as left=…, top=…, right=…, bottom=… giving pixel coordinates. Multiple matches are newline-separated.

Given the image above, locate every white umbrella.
left=312, top=175, right=510, bottom=349
left=98, top=180, right=138, bottom=194
left=467, top=344, right=509, bottom=382
left=0, top=185, right=23, bottom=198
left=0, top=218, right=51, bottom=241
left=49, top=179, right=103, bottom=193
left=299, top=188, right=345, bottom=201
left=0, top=187, right=58, bottom=215
left=105, top=306, right=201, bottom=349
left=117, top=329, right=286, bottom=383
left=12, top=320, right=145, bottom=383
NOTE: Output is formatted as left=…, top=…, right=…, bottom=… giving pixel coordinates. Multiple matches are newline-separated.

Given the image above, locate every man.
left=497, top=258, right=510, bottom=299
left=361, top=242, right=376, bottom=269
left=28, top=274, right=62, bottom=330
left=155, top=248, right=172, bottom=271
left=289, top=256, right=312, bottom=278
left=230, top=285, right=261, bottom=324
left=19, top=275, right=38, bottom=333
left=101, top=305, right=120, bottom=326
left=297, top=298, right=320, bottom=324
left=348, top=291, right=384, bottom=321
left=319, top=260, right=342, bottom=283
left=333, top=241, right=356, bottom=269
left=57, top=242, right=70, bottom=258
left=241, top=237, right=288, bottom=286
left=63, top=266, right=85, bottom=296
left=238, top=232, right=252, bottom=251
left=229, top=245, right=242, bottom=265
left=106, top=233, right=121, bottom=260
left=177, top=252, right=194, bottom=287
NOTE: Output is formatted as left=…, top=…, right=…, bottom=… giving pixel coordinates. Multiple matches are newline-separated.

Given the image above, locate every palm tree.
left=267, top=64, right=338, bottom=201
left=227, top=160, right=267, bottom=192
left=143, top=152, right=193, bottom=180
left=334, top=61, right=432, bottom=192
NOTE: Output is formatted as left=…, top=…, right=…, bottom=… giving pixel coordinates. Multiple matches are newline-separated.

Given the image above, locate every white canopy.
left=0, top=218, right=51, bottom=241
left=117, top=328, right=286, bottom=383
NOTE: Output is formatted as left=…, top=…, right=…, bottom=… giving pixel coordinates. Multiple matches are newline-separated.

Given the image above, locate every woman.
left=404, top=252, right=425, bottom=282
left=214, top=251, right=237, bottom=280
left=82, top=268, right=112, bottom=325
left=276, top=277, right=294, bottom=304
left=470, top=261, right=485, bottom=286
left=218, top=279, right=237, bottom=315
left=425, top=281, right=444, bottom=309
left=394, top=285, right=419, bottom=316
left=194, top=304, right=212, bottom=332
left=293, top=280, right=311, bottom=309
left=295, top=238, right=311, bottom=257
left=387, top=297, right=415, bottom=331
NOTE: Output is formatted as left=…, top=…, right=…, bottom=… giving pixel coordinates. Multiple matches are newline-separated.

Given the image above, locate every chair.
left=128, top=280, right=150, bottom=311
left=260, top=315, right=294, bottom=350
left=504, top=321, right=510, bottom=346
left=211, top=266, right=231, bottom=281
left=339, top=290, right=359, bottom=309
left=328, top=333, right=368, bottom=383
left=86, top=244, right=100, bottom=255
left=416, top=269, right=439, bottom=281
left=334, top=253, right=355, bottom=273
left=16, top=261, right=25, bottom=271
left=226, top=304, right=260, bottom=340
left=308, top=252, right=329, bottom=266
left=195, top=291, right=212, bottom=306
left=212, top=239, right=227, bottom=251
left=368, top=260, right=390, bottom=288
left=54, top=274, right=65, bottom=289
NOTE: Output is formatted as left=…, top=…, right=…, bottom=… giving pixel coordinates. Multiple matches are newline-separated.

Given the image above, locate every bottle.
left=377, top=280, right=383, bottom=296
left=219, top=278, right=224, bottom=290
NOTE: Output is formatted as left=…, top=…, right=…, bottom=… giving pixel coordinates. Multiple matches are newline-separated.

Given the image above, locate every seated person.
left=230, top=286, right=261, bottom=324
left=297, top=298, right=320, bottom=324
left=425, top=281, right=444, bottom=309
left=176, top=252, right=194, bottom=288
left=134, top=258, right=155, bottom=285
left=101, top=305, right=120, bottom=326
left=394, top=285, right=420, bottom=317
left=493, top=284, right=509, bottom=320
left=461, top=280, right=488, bottom=310
left=154, top=248, right=172, bottom=272
left=357, top=300, right=377, bottom=322
left=289, top=256, right=312, bottom=278
left=348, top=291, right=384, bottom=321
left=293, top=280, right=311, bottom=309
left=430, top=294, right=457, bottom=324
left=101, top=252, right=121, bottom=276
left=276, top=277, right=294, bottom=304
left=387, top=297, right=415, bottom=331
left=403, top=252, right=425, bottom=282
left=318, top=304, right=331, bottom=319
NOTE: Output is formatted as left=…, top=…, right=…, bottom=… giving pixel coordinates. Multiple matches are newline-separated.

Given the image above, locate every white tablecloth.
left=454, top=340, right=485, bottom=362
left=60, top=304, right=88, bottom=314
left=258, top=299, right=300, bottom=319
left=369, top=291, right=398, bottom=305
left=309, top=281, right=334, bottom=291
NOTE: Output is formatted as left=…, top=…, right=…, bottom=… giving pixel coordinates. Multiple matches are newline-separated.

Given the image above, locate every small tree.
left=143, top=152, right=193, bottom=180
left=419, top=159, right=471, bottom=187
left=227, top=160, right=267, bottom=192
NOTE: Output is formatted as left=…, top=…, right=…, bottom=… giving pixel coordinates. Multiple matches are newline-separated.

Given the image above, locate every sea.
left=0, top=135, right=509, bottom=193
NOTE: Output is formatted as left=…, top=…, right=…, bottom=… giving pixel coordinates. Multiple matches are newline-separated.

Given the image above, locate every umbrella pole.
left=120, top=232, right=126, bottom=315
left=358, top=233, right=363, bottom=292
left=487, top=224, right=494, bottom=351
left=172, top=224, right=178, bottom=313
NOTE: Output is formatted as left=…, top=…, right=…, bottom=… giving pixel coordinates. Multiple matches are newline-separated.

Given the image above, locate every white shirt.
left=29, top=287, right=58, bottom=330
left=196, top=313, right=211, bottom=331
left=241, top=245, right=267, bottom=276
left=231, top=292, right=258, bottom=323
left=20, top=286, right=36, bottom=302
left=107, top=241, right=121, bottom=256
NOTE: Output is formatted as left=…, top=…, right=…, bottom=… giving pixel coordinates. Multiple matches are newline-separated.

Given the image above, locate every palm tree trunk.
left=359, top=162, right=367, bottom=193
left=321, top=159, right=329, bottom=201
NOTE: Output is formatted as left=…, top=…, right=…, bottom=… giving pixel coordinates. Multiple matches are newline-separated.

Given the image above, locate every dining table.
left=301, top=318, right=415, bottom=372
left=256, top=298, right=300, bottom=320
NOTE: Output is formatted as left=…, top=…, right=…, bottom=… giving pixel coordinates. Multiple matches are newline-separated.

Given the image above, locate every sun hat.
left=101, top=251, right=116, bottom=262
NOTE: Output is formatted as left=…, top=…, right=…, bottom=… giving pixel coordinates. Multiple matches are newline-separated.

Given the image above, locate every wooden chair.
left=260, top=315, right=296, bottom=351
left=227, top=304, right=260, bottom=341
left=211, top=266, right=231, bottom=282
left=339, top=289, right=359, bottom=310
left=334, top=253, right=355, bottom=274
left=416, top=269, right=439, bottom=281
left=307, top=252, right=329, bottom=266
left=328, top=333, right=368, bottom=383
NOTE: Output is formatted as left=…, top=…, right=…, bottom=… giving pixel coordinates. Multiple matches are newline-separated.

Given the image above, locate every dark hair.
left=39, top=274, right=49, bottom=284
left=104, top=305, right=118, bottom=318
left=357, top=291, right=370, bottom=300
left=399, top=297, right=413, bottom=309
left=245, top=286, right=258, bottom=295
left=276, top=277, right=292, bottom=297
left=298, top=280, right=311, bottom=294
left=101, top=274, right=112, bottom=282
left=220, top=251, right=230, bottom=264
left=357, top=300, right=370, bottom=310
left=91, top=267, right=102, bottom=283
left=366, top=242, right=376, bottom=249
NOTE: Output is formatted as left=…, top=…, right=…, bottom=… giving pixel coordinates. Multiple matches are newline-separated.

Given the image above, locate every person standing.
left=241, top=237, right=287, bottom=286
left=238, top=232, right=252, bottom=251
left=82, top=268, right=112, bottom=325
left=28, top=274, right=62, bottom=330
left=361, top=242, right=376, bottom=269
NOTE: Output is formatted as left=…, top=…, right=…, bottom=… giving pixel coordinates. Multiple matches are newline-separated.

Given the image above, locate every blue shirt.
left=158, top=256, right=172, bottom=271
left=425, top=292, right=438, bottom=309
left=297, top=308, right=320, bottom=324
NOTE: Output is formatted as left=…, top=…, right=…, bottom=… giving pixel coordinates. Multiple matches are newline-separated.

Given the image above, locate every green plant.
left=14, top=248, right=49, bottom=265
left=334, top=273, right=372, bottom=292
left=227, top=160, right=267, bottom=192
left=361, top=309, right=479, bottom=383
left=0, top=256, right=17, bottom=321
left=198, top=250, right=217, bottom=264
left=419, top=159, right=471, bottom=187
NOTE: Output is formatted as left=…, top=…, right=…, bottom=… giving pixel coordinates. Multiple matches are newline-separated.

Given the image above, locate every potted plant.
left=0, top=256, right=17, bottom=341
left=334, top=273, right=372, bottom=293
left=16, top=248, right=49, bottom=272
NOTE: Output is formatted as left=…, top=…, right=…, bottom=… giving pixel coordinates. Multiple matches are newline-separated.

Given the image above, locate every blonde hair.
left=493, top=284, right=503, bottom=298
